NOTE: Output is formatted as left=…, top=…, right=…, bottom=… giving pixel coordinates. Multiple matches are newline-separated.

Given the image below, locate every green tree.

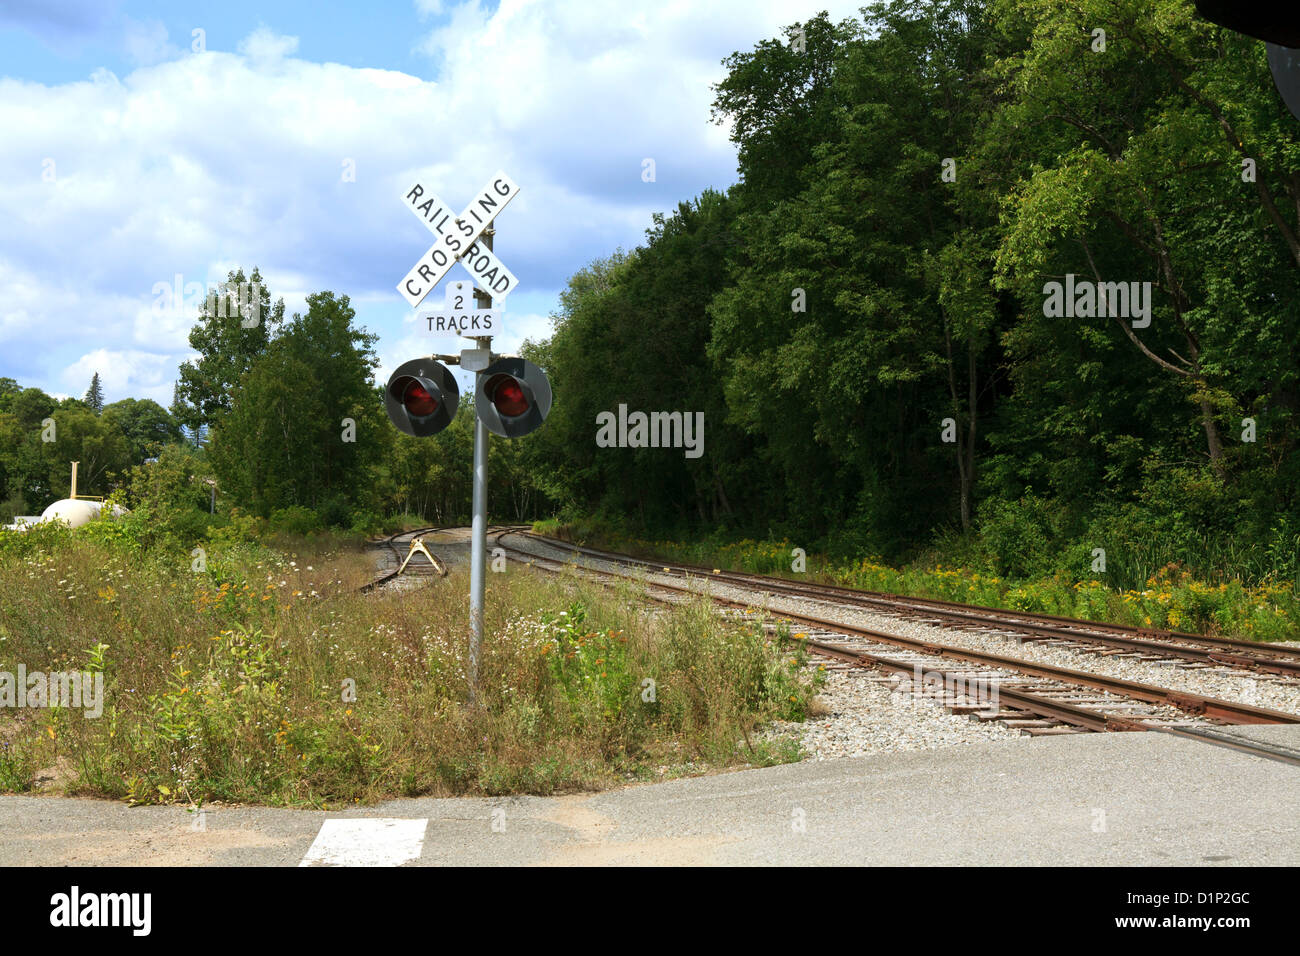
left=175, top=266, right=284, bottom=431
left=711, top=11, right=865, bottom=207
left=116, top=443, right=219, bottom=551
left=988, top=0, right=1300, bottom=488
left=482, top=0, right=1300, bottom=584
left=0, top=387, right=59, bottom=514
left=103, top=397, right=182, bottom=465
left=83, top=372, right=104, bottom=414
left=45, top=404, right=130, bottom=500
left=530, top=193, right=750, bottom=533
left=707, top=0, right=1001, bottom=546
left=208, top=291, right=383, bottom=521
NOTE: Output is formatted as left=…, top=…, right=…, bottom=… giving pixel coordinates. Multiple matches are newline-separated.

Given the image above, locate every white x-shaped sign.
left=397, top=170, right=520, bottom=308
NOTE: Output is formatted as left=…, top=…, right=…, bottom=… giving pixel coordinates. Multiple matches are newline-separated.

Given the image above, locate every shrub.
left=268, top=505, right=322, bottom=536
left=976, top=495, right=1067, bottom=579
left=349, top=510, right=384, bottom=536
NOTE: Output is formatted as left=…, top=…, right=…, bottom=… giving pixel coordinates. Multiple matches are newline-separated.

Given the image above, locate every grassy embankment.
left=0, top=520, right=816, bottom=807
left=532, top=519, right=1299, bottom=642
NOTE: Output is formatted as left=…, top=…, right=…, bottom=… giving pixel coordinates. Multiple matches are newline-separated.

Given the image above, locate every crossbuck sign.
left=397, top=171, right=520, bottom=308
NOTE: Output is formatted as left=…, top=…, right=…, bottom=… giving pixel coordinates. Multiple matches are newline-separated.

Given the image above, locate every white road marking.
left=299, top=818, right=428, bottom=867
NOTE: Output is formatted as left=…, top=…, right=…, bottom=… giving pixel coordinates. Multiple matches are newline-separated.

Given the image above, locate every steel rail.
left=1147, top=725, right=1300, bottom=768
left=513, top=531, right=1300, bottom=676
left=494, top=532, right=1300, bottom=727
left=793, top=634, right=1145, bottom=733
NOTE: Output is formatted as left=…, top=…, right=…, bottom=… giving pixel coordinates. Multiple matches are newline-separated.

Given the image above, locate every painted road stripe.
left=299, top=818, right=428, bottom=867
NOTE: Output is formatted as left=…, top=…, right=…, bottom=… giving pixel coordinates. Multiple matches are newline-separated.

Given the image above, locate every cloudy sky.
left=0, top=0, right=863, bottom=403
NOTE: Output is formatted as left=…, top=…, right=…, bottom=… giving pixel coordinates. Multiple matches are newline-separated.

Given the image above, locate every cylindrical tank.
left=37, top=499, right=127, bottom=529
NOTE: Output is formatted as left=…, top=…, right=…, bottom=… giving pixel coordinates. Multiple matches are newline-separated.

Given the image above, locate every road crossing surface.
left=2, top=725, right=1298, bottom=866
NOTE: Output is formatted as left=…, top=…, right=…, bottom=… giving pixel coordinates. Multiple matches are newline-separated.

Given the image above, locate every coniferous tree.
left=83, top=372, right=104, bottom=414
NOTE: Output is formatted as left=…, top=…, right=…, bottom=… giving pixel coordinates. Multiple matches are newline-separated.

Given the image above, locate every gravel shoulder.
left=766, top=666, right=1023, bottom=759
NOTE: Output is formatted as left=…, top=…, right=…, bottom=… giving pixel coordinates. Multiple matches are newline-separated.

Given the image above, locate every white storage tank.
left=9, top=461, right=129, bottom=531
left=37, top=498, right=127, bottom=529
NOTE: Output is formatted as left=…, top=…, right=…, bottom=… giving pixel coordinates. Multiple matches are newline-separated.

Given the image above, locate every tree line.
left=0, top=377, right=180, bottom=520
left=520, top=0, right=1300, bottom=583
left=6, top=0, right=1299, bottom=587
left=1, top=264, right=539, bottom=537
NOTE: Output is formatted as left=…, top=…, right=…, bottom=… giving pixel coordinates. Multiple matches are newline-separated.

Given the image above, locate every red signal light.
left=475, top=358, right=550, bottom=437
left=385, top=360, right=458, bottom=437
left=402, top=379, right=439, bottom=417
left=488, top=375, right=529, bottom=417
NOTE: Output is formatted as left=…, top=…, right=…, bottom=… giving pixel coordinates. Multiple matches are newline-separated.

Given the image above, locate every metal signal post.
left=469, top=384, right=488, bottom=699
left=468, top=229, right=495, bottom=702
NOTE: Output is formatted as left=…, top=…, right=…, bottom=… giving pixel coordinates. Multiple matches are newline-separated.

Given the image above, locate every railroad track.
left=359, top=524, right=533, bottom=592
left=358, top=525, right=449, bottom=592
left=492, top=530, right=1300, bottom=767
left=508, top=531, right=1300, bottom=679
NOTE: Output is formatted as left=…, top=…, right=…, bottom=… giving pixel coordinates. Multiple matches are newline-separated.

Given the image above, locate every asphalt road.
left=2, top=725, right=1297, bottom=866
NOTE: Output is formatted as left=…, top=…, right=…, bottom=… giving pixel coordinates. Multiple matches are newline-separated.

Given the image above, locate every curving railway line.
left=505, top=530, right=1300, bottom=679
left=488, top=529, right=1300, bottom=767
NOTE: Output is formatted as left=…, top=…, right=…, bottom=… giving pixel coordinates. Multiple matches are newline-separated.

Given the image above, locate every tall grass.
left=0, top=526, right=816, bottom=805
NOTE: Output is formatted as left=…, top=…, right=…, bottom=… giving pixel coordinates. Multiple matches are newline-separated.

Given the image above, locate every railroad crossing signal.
left=476, top=357, right=552, bottom=438
left=1267, top=46, right=1300, bottom=123
left=384, top=358, right=459, bottom=437
left=1194, top=1, right=1300, bottom=121
left=387, top=166, right=547, bottom=702
left=388, top=169, right=548, bottom=440
left=1193, top=1, right=1300, bottom=47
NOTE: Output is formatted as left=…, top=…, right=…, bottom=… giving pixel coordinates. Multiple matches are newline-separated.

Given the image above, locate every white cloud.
left=1, top=3, right=865, bottom=402
left=123, top=18, right=179, bottom=67
left=62, top=348, right=186, bottom=406
left=236, top=26, right=300, bottom=61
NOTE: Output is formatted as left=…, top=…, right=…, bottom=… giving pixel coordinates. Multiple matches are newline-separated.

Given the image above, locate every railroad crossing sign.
left=397, top=171, right=520, bottom=308
left=385, top=167, right=542, bottom=704
left=416, top=280, right=499, bottom=337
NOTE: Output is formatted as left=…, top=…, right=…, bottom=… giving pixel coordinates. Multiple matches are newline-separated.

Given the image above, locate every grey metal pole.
left=467, top=227, right=495, bottom=702
left=469, top=389, right=487, bottom=700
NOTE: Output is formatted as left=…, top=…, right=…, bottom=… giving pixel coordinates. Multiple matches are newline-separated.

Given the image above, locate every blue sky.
left=0, top=0, right=864, bottom=403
